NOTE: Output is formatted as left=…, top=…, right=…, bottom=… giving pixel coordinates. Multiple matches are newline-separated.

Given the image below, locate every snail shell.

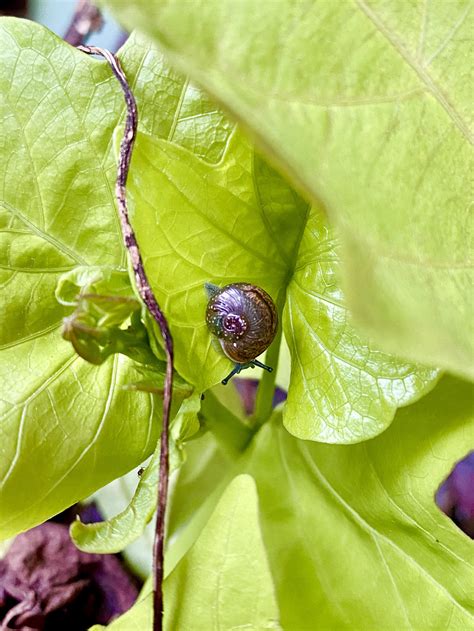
left=205, top=283, right=278, bottom=363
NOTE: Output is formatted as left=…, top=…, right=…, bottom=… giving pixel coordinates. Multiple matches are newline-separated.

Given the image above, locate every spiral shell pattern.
left=206, top=283, right=278, bottom=363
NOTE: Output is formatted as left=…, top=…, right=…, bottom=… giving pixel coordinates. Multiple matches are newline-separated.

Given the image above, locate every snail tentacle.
left=221, top=363, right=243, bottom=385
left=204, top=282, right=221, bottom=299
left=252, top=359, right=273, bottom=373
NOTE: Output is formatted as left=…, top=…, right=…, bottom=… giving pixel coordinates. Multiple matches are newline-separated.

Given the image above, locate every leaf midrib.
left=1, top=201, right=86, bottom=265
left=354, top=0, right=473, bottom=145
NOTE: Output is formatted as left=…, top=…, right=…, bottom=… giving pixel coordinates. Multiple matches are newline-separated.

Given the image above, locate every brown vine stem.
left=64, top=0, right=103, bottom=47
left=78, top=45, right=173, bottom=631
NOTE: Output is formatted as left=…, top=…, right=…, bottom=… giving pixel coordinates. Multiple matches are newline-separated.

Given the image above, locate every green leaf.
left=164, top=386, right=252, bottom=572
left=0, top=20, right=149, bottom=538
left=57, top=265, right=161, bottom=367
left=126, top=130, right=438, bottom=442
left=166, top=474, right=280, bottom=630
left=70, top=391, right=199, bottom=555
left=0, top=19, right=128, bottom=537
left=88, top=418, right=225, bottom=581
left=284, top=204, right=439, bottom=442
left=241, top=376, right=474, bottom=629
left=91, top=473, right=156, bottom=579
left=165, top=429, right=235, bottom=574
left=71, top=437, right=159, bottom=556
left=105, top=0, right=474, bottom=379
left=108, top=376, right=473, bottom=630
left=170, top=390, right=202, bottom=462
left=0, top=21, right=232, bottom=537
left=125, top=131, right=285, bottom=388
left=120, top=34, right=235, bottom=164
left=199, top=388, right=253, bottom=457
left=98, top=475, right=281, bottom=630
left=0, top=333, right=160, bottom=539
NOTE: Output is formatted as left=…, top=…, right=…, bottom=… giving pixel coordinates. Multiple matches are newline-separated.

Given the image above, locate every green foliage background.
left=106, top=0, right=474, bottom=379
left=0, top=1, right=473, bottom=629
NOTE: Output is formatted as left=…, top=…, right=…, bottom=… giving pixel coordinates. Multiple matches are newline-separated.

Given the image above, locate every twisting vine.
left=64, top=0, right=102, bottom=47
left=77, top=45, right=173, bottom=631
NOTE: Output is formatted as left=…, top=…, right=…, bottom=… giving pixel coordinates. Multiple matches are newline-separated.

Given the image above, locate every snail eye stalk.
left=221, top=363, right=243, bottom=385
left=221, top=360, right=273, bottom=386
left=252, top=359, right=273, bottom=373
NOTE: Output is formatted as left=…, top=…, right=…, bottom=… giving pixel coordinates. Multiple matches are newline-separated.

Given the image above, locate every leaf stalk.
left=253, top=292, right=285, bottom=427
left=64, top=0, right=102, bottom=47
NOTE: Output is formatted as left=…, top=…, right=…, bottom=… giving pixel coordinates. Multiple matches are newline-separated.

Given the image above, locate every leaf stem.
left=77, top=45, right=173, bottom=631
left=253, top=292, right=284, bottom=428
left=64, top=0, right=102, bottom=47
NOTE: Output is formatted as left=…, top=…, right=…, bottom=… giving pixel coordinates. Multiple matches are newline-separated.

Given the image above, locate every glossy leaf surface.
left=241, top=377, right=474, bottom=629
left=95, top=476, right=280, bottom=630
left=0, top=22, right=226, bottom=537
left=105, top=0, right=474, bottom=379
left=70, top=392, right=200, bottom=555
left=127, top=130, right=438, bottom=442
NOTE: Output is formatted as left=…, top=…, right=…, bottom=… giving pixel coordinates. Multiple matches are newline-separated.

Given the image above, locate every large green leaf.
left=94, top=475, right=280, bottom=630
left=0, top=333, right=159, bottom=538
left=0, top=18, right=135, bottom=537
left=127, top=130, right=438, bottom=442
left=241, top=376, right=474, bottom=629
left=284, top=205, right=439, bottom=442
left=165, top=474, right=280, bottom=630
left=105, top=376, right=474, bottom=630
left=0, top=20, right=234, bottom=537
left=105, top=0, right=474, bottom=379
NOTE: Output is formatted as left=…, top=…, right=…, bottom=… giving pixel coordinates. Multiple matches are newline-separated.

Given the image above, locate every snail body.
left=205, top=282, right=278, bottom=383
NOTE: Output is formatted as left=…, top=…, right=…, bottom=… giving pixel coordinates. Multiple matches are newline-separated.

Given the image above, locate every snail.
left=205, top=282, right=278, bottom=384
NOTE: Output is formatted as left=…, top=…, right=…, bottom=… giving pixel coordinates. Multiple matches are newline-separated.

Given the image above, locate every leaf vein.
left=355, top=0, right=473, bottom=144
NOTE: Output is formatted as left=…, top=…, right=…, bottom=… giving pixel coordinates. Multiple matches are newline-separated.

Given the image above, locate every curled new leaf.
left=56, top=266, right=158, bottom=367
